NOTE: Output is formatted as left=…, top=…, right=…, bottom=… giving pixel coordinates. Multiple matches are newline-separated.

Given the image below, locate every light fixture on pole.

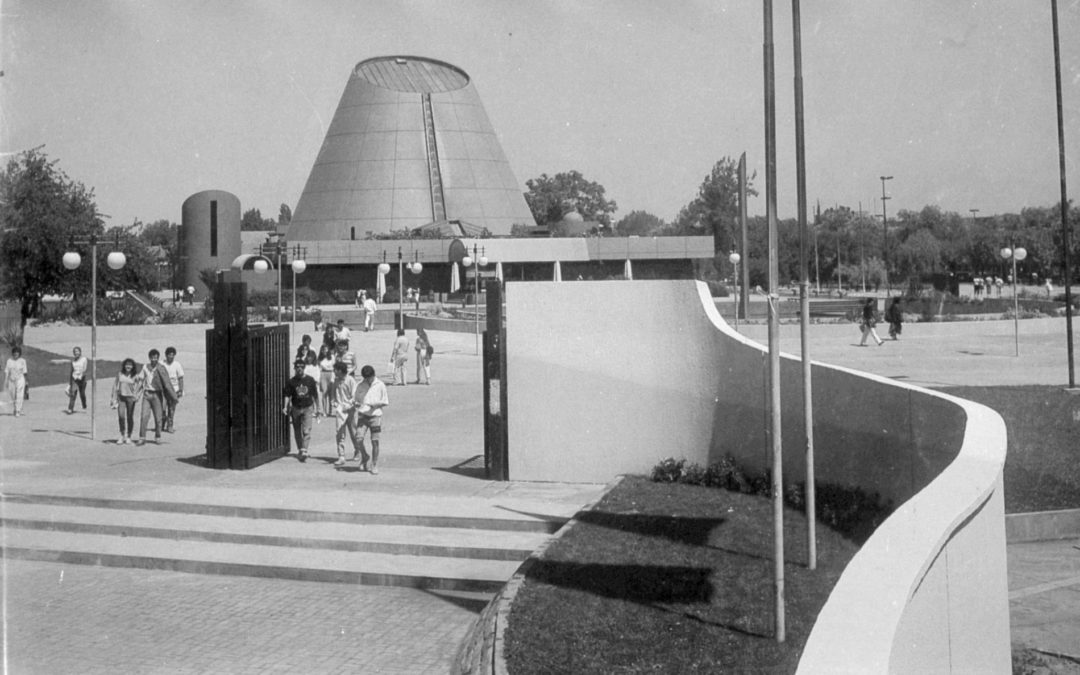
left=729, top=251, right=741, bottom=332
left=290, top=244, right=307, bottom=326
left=1000, top=245, right=1027, bottom=357
left=880, top=175, right=893, bottom=292
left=461, top=244, right=487, bottom=355
left=63, top=231, right=126, bottom=441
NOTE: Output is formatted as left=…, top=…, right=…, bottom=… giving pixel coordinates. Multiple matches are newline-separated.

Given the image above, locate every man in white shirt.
left=67, top=346, right=88, bottom=414
left=363, top=296, right=377, bottom=331
left=352, top=364, right=389, bottom=474
left=333, top=319, right=352, bottom=347
left=162, top=346, right=185, bottom=432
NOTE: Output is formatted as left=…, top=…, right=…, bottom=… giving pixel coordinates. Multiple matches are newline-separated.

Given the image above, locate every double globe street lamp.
left=62, top=234, right=127, bottom=441
left=729, top=251, right=742, bottom=331
left=378, top=247, right=422, bottom=331
left=462, top=245, right=488, bottom=355
left=1000, top=245, right=1027, bottom=357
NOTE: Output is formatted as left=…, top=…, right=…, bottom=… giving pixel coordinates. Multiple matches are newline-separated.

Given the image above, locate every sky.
left=1, top=0, right=1078, bottom=230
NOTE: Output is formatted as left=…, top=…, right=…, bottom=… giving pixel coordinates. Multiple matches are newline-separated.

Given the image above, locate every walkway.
left=3, top=311, right=1078, bottom=670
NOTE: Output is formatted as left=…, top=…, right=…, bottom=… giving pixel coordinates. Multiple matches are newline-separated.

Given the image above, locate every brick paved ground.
left=3, top=559, right=487, bottom=674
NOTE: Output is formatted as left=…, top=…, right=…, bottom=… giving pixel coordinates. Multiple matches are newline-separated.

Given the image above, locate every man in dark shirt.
left=282, top=359, right=318, bottom=461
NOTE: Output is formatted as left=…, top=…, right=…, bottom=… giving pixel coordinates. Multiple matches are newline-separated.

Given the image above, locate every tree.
left=614, top=210, right=665, bottom=236
left=523, top=171, right=617, bottom=229
left=671, top=157, right=757, bottom=248
left=241, top=208, right=275, bottom=231
left=0, top=147, right=103, bottom=328
left=895, top=228, right=943, bottom=279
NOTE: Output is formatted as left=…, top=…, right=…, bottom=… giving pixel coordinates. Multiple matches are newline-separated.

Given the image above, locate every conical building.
left=289, top=56, right=536, bottom=240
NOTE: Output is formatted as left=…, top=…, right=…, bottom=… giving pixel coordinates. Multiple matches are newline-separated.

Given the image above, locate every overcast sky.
left=2, top=0, right=1078, bottom=229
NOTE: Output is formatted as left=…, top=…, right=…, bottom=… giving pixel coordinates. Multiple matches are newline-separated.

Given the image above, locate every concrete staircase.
left=0, top=493, right=565, bottom=593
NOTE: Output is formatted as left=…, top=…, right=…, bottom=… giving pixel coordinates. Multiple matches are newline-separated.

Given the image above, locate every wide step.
left=0, top=494, right=560, bottom=592
left=2, top=529, right=519, bottom=591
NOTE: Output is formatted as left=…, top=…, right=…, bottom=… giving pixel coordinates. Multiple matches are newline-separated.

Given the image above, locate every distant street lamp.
left=63, top=232, right=126, bottom=441
left=290, top=245, right=307, bottom=327
left=1001, top=245, right=1027, bottom=356
left=382, top=247, right=422, bottom=331
left=461, top=244, right=488, bottom=355
left=729, top=251, right=742, bottom=332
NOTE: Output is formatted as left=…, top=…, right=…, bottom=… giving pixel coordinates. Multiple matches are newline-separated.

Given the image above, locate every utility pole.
left=880, top=176, right=893, bottom=293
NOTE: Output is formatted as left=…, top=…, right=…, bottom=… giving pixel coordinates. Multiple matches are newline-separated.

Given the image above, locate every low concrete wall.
left=503, top=280, right=1010, bottom=673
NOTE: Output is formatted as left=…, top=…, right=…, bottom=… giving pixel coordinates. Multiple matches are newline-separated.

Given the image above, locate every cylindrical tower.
left=179, top=190, right=241, bottom=299
left=289, top=55, right=536, bottom=240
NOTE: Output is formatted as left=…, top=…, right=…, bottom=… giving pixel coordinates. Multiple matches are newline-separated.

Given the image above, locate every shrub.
left=649, top=456, right=894, bottom=542
left=651, top=457, right=685, bottom=483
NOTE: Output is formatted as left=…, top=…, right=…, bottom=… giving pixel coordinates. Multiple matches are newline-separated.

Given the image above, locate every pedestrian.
left=858, top=297, right=884, bottom=347
left=389, top=329, right=409, bottom=385
left=322, top=319, right=337, bottom=353
left=110, top=358, right=140, bottom=444
left=413, top=327, right=432, bottom=384
left=353, top=364, right=389, bottom=474
left=161, top=346, right=185, bottom=432
left=355, top=288, right=365, bottom=309
left=134, top=348, right=178, bottom=446
left=302, top=350, right=322, bottom=416
left=884, top=297, right=904, bottom=340
left=66, top=346, right=88, bottom=414
left=333, top=319, right=352, bottom=347
left=317, top=344, right=335, bottom=417
left=282, top=358, right=319, bottom=461
left=1045, top=279, right=1053, bottom=298
left=295, top=333, right=314, bottom=362
left=3, top=345, right=28, bottom=416
left=363, top=295, right=377, bottom=331
left=334, top=339, right=356, bottom=377
left=327, top=360, right=360, bottom=467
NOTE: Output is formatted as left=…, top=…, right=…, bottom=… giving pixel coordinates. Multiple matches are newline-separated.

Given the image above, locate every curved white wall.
left=504, top=280, right=1009, bottom=672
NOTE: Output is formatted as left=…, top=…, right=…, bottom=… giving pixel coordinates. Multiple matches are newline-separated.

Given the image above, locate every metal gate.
left=483, top=280, right=508, bottom=480
left=206, top=273, right=290, bottom=469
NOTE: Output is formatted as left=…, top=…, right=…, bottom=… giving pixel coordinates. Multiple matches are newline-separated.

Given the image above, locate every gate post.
left=483, top=280, right=508, bottom=480
left=206, top=271, right=248, bottom=468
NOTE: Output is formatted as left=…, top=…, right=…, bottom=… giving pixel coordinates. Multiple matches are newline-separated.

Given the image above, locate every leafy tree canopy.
left=241, top=208, right=276, bottom=231
left=670, top=157, right=757, bottom=247
left=0, top=147, right=103, bottom=325
left=614, top=210, right=666, bottom=237
left=523, top=170, right=617, bottom=229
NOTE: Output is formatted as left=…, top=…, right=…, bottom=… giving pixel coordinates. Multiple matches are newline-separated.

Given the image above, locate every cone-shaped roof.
left=289, top=56, right=536, bottom=240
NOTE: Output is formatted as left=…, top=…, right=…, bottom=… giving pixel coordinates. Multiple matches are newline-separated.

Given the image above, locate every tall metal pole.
left=792, top=0, right=816, bottom=571
left=398, top=247, right=404, bottom=331
left=1012, top=252, right=1021, bottom=357
left=276, top=245, right=283, bottom=325
left=90, top=237, right=98, bottom=441
left=880, top=176, right=893, bottom=293
left=739, top=152, right=750, bottom=321
left=1051, top=0, right=1075, bottom=388
left=764, top=0, right=785, bottom=643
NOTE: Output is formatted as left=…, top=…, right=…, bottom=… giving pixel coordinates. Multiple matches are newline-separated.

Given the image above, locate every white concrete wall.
left=504, top=280, right=1009, bottom=673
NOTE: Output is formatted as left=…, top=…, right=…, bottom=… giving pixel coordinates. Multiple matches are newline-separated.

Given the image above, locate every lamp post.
left=382, top=247, right=422, bottom=331
left=290, top=244, right=307, bottom=326
left=880, top=176, right=893, bottom=292
left=1001, top=245, right=1027, bottom=356
left=461, top=244, right=488, bottom=355
left=257, top=237, right=286, bottom=324
left=729, top=251, right=741, bottom=332
left=63, top=232, right=126, bottom=441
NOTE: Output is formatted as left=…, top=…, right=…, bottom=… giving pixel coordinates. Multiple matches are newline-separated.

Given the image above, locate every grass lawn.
left=934, top=385, right=1080, bottom=513
left=506, top=387, right=1079, bottom=672
left=504, top=476, right=859, bottom=674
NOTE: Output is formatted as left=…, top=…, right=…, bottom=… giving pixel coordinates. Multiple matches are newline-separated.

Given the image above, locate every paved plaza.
left=2, top=310, right=1079, bottom=671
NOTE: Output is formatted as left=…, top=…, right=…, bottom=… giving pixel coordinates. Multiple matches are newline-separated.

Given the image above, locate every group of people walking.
left=2, top=344, right=185, bottom=446
left=858, top=297, right=904, bottom=346
left=110, top=347, right=185, bottom=445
